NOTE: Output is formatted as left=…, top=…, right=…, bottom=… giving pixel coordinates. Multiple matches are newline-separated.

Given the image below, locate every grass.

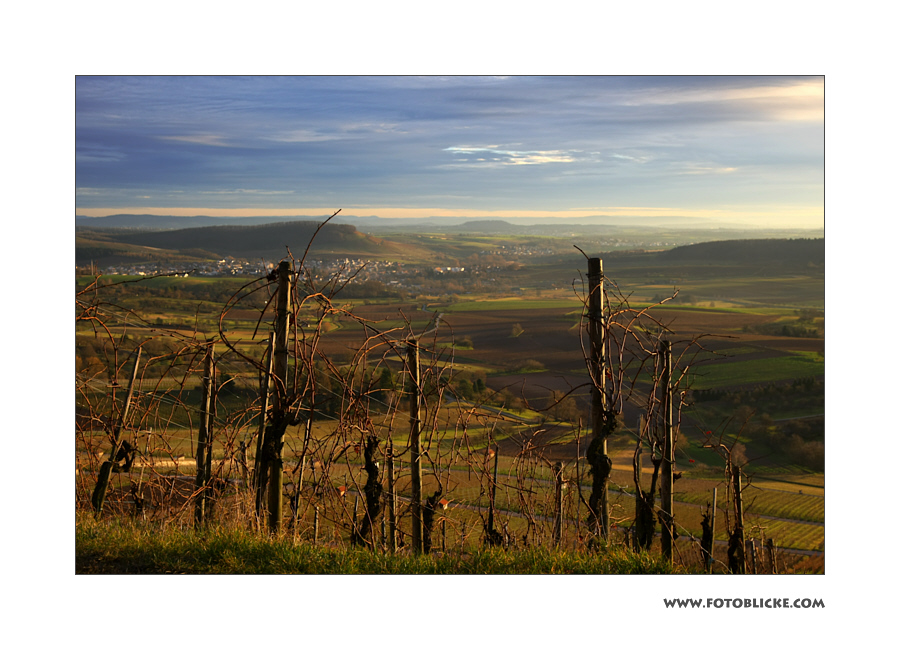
left=76, top=515, right=685, bottom=574
left=688, top=352, right=824, bottom=389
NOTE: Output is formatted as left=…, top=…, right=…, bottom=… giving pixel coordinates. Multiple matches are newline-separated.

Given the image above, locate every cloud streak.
left=444, top=146, right=578, bottom=165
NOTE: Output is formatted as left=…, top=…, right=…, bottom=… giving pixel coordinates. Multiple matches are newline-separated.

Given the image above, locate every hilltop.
left=75, top=220, right=431, bottom=266
left=660, top=238, right=824, bottom=267
left=74, top=214, right=327, bottom=230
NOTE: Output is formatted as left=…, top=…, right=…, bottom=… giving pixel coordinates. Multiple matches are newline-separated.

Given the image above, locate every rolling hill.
left=75, top=220, right=432, bottom=266
left=659, top=238, right=824, bottom=268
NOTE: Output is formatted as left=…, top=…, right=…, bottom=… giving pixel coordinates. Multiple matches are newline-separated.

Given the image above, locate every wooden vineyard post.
left=766, top=538, right=777, bottom=574
left=91, top=348, right=142, bottom=517
left=407, top=337, right=423, bottom=554
left=134, top=428, right=152, bottom=519
left=313, top=506, right=320, bottom=545
left=267, top=261, right=291, bottom=534
left=706, top=487, right=718, bottom=573
left=386, top=441, right=397, bottom=553
left=731, top=465, right=746, bottom=574
left=194, top=342, right=215, bottom=527
left=587, top=258, right=612, bottom=540
left=293, top=412, right=314, bottom=533
left=659, top=340, right=675, bottom=561
left=486, top=444, right=500, bottom=545
left=254, top=333, right=274, bottom=519
left=553, top=462, right=563, bottom=547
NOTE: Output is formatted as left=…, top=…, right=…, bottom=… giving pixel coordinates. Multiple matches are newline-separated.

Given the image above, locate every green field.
left=688, top=351, right=825, bottom=389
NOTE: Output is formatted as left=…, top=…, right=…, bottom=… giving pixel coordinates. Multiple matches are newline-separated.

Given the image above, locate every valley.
left=75, top=218, right=825, bottom=570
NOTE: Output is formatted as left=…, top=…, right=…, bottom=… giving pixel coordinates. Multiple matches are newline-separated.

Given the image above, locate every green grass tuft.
left=76, top=515, right=686, bottom=575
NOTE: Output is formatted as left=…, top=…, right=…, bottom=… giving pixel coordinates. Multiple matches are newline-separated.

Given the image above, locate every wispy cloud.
left=265, top=129, right=344, bottom=143
left=76, top=145, right=125, bottom=164
left=623, top=77, right=824, bottom=123
left=198, top=189, right=296, bottom=195
left=444, top=146, right=577, bottom=166
left=675, top=162, right=738, bottom=175
left=610, top=153, right=651, bottom=164
left=267, top=123, right=406, bottom=143
left=157, top=134, right=235, bottom=147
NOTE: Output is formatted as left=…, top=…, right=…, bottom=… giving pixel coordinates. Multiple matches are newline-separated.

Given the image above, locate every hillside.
left=659, top=238, right=824, bottom=268
left=114, top=220, right=369, bottom=256
left=452, top=220, right=514, bottom=232
left=76, top=220, right=429, bottom=266
left=74, top=214, right=324, bottom=230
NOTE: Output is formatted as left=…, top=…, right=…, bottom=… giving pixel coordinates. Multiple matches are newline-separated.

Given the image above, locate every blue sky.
left=76, top=76, right=824, bottom=227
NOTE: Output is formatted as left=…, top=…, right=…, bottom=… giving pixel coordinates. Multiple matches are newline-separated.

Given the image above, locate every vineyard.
left=75, top=232, right=823, bottom=574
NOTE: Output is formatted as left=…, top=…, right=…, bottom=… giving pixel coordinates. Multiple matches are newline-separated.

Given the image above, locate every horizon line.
left=74, top=206, right=824, bottom=227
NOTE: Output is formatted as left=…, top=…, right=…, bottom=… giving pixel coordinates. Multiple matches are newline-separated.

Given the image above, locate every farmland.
left=76, top=228, right=824, bottom=573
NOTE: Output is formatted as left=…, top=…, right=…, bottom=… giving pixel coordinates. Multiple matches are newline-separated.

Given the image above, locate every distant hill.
left=660, top=238, right=824, bottom=268
left=75, top=220, right=426, bottom=265
left=75, top=214, right=327, bottom=230
left=454, top=220, right=514, bottom=232
left=76, top=213, right=825, bottom=234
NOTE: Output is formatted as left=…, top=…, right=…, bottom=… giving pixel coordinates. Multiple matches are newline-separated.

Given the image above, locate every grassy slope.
left=76, top=516, right=685, bottom=575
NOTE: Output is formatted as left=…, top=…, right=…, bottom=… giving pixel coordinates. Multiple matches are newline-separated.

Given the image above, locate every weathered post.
left=293, top=413, right=314, bottom=532
left=238, top=439, right=249, bottom=487
left=206, top=363, right=216, bottom=487
left=267, top=261, right=291, bottom=534
left=485, top=444, right=502, bottom=545
left=707, top=487, right=718, bottom=572
left=407, top=337, right=423, bottom=554
left=134, top=428, right=152, bottom=519
left=491, top=446, right=499, bottom=520
left=91, top=348, right=142, bottom=516
left=731, top=465, right=746, bottom=574
left=587, top=258, right=613, bottom=540
left=386, top=441, right=397, bottom=553
left=553, top=461, right=563, bottom=547
left=313, top=506, right=320, bottom=545
left=660, top=339, right=675, bottom=561
left=254, top=334, right=274, bottom=518
left=194, top=342, right=215, bottom=527
left=575, top=426, right=583, bottom=546
left=766, top=538, right=777, bottom=574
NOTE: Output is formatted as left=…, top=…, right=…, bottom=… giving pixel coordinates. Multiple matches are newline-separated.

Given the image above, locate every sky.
left=75, top=75, right=824, bottom=228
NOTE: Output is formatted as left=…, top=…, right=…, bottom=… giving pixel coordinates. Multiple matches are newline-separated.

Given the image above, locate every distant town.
left=83, top=238, right=683, bottom=280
